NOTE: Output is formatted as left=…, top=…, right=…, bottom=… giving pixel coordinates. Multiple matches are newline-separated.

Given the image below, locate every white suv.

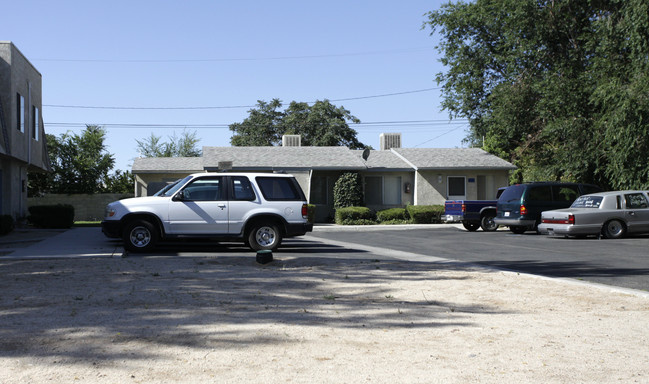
left=101, top=173, right=313, bottom=252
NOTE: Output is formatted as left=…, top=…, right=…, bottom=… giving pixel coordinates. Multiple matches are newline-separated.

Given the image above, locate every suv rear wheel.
left=248, top=223, right=282, bottom=251
left=123, top=220, right=158, bottom=252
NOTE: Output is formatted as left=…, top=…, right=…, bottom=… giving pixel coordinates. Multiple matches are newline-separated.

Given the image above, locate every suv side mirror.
left=173, top=190, right=186, bottom=201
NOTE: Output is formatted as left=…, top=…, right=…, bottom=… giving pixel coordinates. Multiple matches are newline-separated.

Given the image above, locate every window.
left=448, top=176, right=466, bottom=197
left=553, top=185, right=579, bottom=203
left=571, top=195, right=603, bottom=208
left=16, top=93, right=25, bottom=132
left=527, top=186, right=552, bottom=202
left=383, top=176, right=401, bottom=205
left=625, top=193, right=649, bottom=209
left=256, top=177, right=304, bottom=201
left=364, top=176, right=401, bottom=205
left=231, top=176, right=256, bottom=201
left=365, top=176, right=382, bottom=205
left=181, top=177, right=223, bottom=201
left=32, top=106, right=40, bottom=140
left=310, top=176, right=329, bottom=205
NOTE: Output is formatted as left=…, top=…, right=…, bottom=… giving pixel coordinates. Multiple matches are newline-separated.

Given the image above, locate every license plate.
left=504, top=212, right=510, bottom=217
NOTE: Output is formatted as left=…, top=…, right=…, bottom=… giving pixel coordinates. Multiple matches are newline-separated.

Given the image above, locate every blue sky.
left=2, top=0, right=468, bottom=172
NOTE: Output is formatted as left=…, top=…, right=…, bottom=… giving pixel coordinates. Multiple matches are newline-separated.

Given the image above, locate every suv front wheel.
left=123, top=220, right=159, bottom=252
left=248, top=223, right=282, bottom=251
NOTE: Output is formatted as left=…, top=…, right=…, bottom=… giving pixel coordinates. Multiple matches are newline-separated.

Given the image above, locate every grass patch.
left=74, top=221, right=101, bottom=227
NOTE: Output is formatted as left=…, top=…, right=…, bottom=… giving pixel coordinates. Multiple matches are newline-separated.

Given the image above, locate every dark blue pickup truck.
left=443, top=187, right=507, bottom=232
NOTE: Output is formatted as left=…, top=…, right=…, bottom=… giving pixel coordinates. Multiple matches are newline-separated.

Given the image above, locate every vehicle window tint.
left=527, top=186, right=552, bottom=202
left=625, top=193, right=649, bottom=209
left=231, top=176, right=256, bottom=201
left=498, top=184, right=524, bottom=203
left=256, top=177, right=303, bottom=201
left=571, top=195, right=603, bottom=208
left=182, top=177, right=223, bottom=201
left=553, top=185, right=579, bottom=203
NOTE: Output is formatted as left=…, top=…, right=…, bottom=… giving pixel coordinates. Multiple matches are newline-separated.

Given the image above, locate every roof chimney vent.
left=282, top=135, right=301, bottom=147
left=380, top=133, right=401, bottom=150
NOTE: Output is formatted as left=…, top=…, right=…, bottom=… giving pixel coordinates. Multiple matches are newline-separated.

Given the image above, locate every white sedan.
left=538, top=190, right=649, bottom=239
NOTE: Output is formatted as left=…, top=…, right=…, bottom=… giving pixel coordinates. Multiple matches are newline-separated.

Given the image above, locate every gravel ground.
left=1, top=253, right=648, bottom=383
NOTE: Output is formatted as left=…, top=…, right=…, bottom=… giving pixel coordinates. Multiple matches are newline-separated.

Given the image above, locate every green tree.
left=425, top=0, right=649, bottom=189
left=103, top=170, right=134, bottom=194
left=45, top=125, right=115, bottom=194
left=136, top=130, right=201, bottom=157
left=230, top=99, right=366, bottom=149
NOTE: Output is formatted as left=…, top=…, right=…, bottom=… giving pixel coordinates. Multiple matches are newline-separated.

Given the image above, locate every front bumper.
left=101, top=220, right=122, bottom=238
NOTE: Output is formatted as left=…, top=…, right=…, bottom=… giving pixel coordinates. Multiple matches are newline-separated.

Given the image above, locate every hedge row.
left=335, top=205, right=444, bottom=225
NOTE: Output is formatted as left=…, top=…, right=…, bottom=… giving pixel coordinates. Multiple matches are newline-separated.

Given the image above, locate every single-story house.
left=132, top=133, right=516, bottom=222
left=0, top=42, right=50, bottom=218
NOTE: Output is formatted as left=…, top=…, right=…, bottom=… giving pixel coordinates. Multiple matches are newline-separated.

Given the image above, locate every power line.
left=33, top=47, right=434, bottom=63
left=43, top=88, right=441, bottom=110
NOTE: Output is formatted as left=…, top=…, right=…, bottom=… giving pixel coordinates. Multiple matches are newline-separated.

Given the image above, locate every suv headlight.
left=105, top=206, right=116, bottom=218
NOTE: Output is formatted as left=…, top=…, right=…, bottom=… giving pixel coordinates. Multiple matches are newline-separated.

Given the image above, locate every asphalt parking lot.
left=1, top=224, right=648, bottom=293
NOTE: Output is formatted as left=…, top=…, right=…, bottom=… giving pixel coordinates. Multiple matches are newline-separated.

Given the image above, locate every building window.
left=310, top=176, right=329, bottom=205
left=365, top=176, right=402, bottom=205
left=16, top=93, right=25, bottom=132
left=448, top=176, right=466, bottom=198
left=32, top=106, right=40, bottom=140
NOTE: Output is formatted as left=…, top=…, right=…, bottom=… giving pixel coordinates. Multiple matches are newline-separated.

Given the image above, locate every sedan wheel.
left=602, top=219, right=626, bottom=239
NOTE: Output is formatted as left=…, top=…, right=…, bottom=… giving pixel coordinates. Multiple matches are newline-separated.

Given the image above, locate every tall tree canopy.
left=230, top=99, right=366, bottom=149
left=30, top=125, right=116, bottom=195
left=425, top=0, right=649, bottom=189
left=136, top=130, right=202, bottom=158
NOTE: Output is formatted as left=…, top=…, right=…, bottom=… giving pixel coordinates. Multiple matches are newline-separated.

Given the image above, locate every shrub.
left=406, top=205, right=445, bottom=224
left=333, top=172, right=363, bottom=209
left=376, top=208, right=408, bottom=222
left=0, top=215, right=14, bottom=235
left=307, top=204, right=316, bottom=223
left=28, top=204, right=75, bottom=229
left=335, top=206, right=376, bottom=225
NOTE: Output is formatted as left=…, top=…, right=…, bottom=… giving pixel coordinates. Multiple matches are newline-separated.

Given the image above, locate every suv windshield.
left=159, top=175, right=192, bottom=197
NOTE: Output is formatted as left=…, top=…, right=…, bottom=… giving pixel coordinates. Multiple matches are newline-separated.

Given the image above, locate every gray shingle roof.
left=391, top=148, right=516, bottom=170
left=132, top=147, right=516, bottom=173
left=202, top=146, right=366, bottom=170
left=132, top=157, right=204, bottom=173
left=353, top=149, right=413, bottom=170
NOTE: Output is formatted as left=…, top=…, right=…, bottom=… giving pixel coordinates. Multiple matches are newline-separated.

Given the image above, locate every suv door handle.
left=217, top=204, right=227, bottom=210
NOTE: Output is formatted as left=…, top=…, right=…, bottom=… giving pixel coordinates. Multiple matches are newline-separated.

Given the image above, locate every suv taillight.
left=520, top=204, right=527, bottom=216
left=302, top=203, right=308, bottom=219
left=461, top=203, right=466, bottom=214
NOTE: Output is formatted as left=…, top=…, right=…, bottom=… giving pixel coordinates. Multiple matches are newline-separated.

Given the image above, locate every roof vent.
left=282, top=135, right=301, bottom=147
left=380, top=133, right=401, bottom=150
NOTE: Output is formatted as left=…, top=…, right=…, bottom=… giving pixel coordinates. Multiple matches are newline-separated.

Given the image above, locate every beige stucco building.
left=132, top=134, right=516, bottom=222
left=0, top=42, right=50, bottom=218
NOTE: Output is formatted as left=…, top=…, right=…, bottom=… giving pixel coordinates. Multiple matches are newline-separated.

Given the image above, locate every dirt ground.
left=1, top=253, right=648, bottom=383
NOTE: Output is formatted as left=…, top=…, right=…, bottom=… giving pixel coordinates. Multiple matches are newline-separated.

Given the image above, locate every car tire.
left=480, top=213, right=498, bottom=232
left=602, top=219, right=626, bottom=239
left=248, top=223, right=282, bottom=251
left=462, top=222, right=480, bottom=232
left=123, top=220, right=159, bottom=252
left=510, top=226, right=527, bottom=234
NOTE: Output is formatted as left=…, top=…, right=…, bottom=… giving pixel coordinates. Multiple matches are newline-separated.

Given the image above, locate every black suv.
left=494, top=182, right=603, bottom=234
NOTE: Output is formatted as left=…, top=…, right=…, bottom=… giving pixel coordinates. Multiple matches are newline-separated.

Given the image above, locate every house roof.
left=202, top=146, right=366, bottom=170
left=132, top=157, right=204, bottom=173
left=132, top=146, right=516, bottom=173
left=354, top=149, right=413, bottom=171
left=391, top=148, right=517, bottom=170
